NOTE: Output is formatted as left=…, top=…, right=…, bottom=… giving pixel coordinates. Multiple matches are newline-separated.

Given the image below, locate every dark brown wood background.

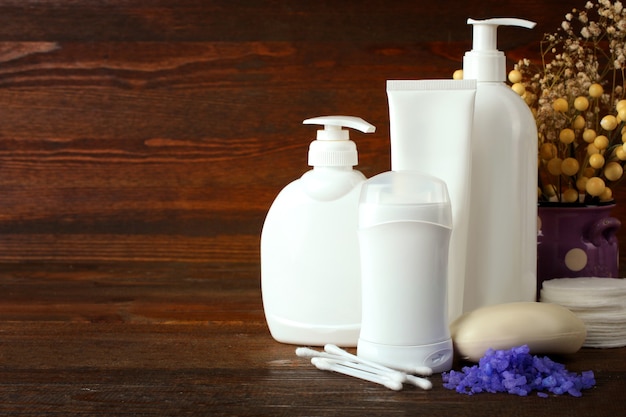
left=1, top=0, right=624, bottom=273
left=2, top=2, right=626, bottom=415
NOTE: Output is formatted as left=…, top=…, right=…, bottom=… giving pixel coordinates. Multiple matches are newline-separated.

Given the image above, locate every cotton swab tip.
left=295, top=347, right=318, bottom=357
left=383, top=379, right=404, bottom=391
left=406, top=374, right=433, bottom=390
left=310, top=357, right=333, bottom=371
left=413, top=366, right=434, bottom=376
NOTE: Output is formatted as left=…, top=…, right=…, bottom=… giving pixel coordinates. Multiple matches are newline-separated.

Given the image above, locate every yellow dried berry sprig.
left=511, top=76, right=626, bottom=203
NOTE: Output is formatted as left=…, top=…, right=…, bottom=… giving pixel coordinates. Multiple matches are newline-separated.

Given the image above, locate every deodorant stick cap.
left=358, top=170, right=452, bottom=229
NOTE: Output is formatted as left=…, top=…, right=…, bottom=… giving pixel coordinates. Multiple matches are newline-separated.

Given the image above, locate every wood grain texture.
left=0, top=0, right=601, bottom=266
left=1, top=3, right=625, bottom=415
left=0, top=263, right=622, bottom=416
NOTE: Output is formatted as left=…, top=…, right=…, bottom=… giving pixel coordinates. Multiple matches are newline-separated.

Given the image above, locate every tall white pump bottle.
left=261, top=115, right=375, bottom=346
left=462, top=18, right=539, bottom=312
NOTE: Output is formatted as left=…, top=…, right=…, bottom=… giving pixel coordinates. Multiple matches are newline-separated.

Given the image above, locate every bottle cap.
left=359, top=170, right=452, bottom=229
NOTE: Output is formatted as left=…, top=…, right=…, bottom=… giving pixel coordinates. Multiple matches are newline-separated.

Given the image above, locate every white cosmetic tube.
left=386, top=79, right=476, bottom=323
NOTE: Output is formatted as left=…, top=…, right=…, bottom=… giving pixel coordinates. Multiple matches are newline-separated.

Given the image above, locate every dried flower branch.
left=511, top=0, right=626, bottom=204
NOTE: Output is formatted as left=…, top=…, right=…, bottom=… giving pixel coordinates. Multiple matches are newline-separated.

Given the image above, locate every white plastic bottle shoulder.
left=462, top=18, right=538, bottom=312
left=260, top=116, right=375, bottom=346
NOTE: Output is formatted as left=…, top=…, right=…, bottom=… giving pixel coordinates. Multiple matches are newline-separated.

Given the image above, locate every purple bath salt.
left=442, top=345, right=595, bottom=397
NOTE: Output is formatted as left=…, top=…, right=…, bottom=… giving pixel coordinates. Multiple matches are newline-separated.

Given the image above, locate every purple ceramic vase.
left=537, top=204, right=621, bottom=295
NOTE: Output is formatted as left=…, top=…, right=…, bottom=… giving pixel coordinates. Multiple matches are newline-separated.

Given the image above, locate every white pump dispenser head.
left=303, top=116, right=375, bottom=167
left=463, top=18, right=536, bottom=82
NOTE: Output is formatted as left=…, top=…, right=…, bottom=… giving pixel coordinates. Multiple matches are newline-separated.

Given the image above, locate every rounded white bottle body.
left=261, top=167, right=365, bottom=346
left=463, top=82, right=538, bottom=312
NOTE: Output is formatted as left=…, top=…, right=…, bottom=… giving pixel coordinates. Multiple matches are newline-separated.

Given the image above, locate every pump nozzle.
left=303, top=115, right=376, bottom=167
left=304, top=116, right=376, bottom=141
left=463, top=17, right=536, bottom=82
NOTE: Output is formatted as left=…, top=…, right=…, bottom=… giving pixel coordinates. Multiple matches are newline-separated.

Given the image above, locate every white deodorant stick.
left=357, top=170, right=454, bottom=373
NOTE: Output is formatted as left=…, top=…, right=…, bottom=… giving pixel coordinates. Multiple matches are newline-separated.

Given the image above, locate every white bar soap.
left=450, top=302, right=587, bottom=362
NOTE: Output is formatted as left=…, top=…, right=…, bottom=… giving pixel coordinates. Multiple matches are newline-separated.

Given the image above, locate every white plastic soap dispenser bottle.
left=261, top=115, right=375, bottom=346
left=462, top=18, right=539, bottom=312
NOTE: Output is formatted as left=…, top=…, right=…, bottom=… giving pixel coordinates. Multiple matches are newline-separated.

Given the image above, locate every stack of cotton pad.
left=540, top=277, right=626, bottom=348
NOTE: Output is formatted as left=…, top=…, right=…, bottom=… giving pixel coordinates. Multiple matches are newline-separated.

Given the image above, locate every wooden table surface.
left=0, top=262, right=623, bottom=416
left=1, top=1, right=626, bottom=415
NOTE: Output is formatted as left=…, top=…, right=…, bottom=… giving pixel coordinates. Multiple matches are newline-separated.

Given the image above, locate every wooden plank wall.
left=2, top=0, right=622, bottom=272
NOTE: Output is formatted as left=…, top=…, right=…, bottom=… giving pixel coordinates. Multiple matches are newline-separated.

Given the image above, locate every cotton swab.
left=324, top=344, right=433, bottom=376
left=295, top=346, right=346, bottom=361
left=311, top=357, right=403, bottom=391
left=297, top=346, right=433, bottom=390
left=316, top=356, right=407, bottom=383
left=297, top=347, right=406, bottom=382
left=317, top=355, right=432, bottom=389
